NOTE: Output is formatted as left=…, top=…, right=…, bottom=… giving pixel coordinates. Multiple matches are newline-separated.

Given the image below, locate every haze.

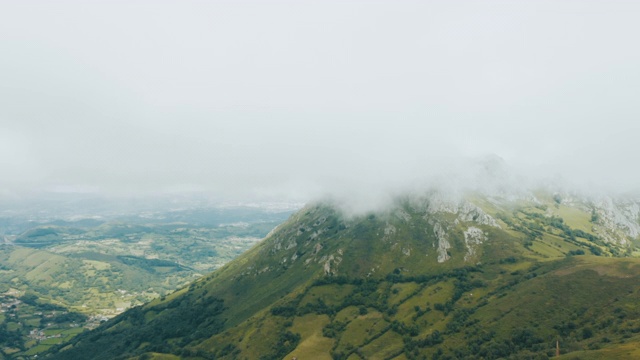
left=1, top=0, right=639, bottom=203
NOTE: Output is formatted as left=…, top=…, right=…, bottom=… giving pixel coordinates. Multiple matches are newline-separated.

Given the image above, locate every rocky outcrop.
left=433, top=222, right=451, bottom=263
left=463, top=226, right=486, bottom=262
left=394, top=208, right=412, bottom=222
left=383, top=223, right=396, bottom=242
left=323, top=253, right=343, bottom=275
left=426, top=197, right=500, bottom=228
left=456, top=201, right=500, bottom=227
left=595, top=197, right=640, bottom=240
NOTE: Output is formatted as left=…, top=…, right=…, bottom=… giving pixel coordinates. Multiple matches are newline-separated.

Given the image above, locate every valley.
left=0, top=203, right=295, bottom=359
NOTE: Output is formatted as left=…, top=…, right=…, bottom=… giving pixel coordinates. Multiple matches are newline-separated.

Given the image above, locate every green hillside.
left=0, top=206, right=293, bottom=358
left=44, top=192, right=640, bottom=359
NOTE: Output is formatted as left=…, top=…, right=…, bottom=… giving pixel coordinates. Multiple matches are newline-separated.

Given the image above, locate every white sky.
left=1, top=0, right=639, bottom=201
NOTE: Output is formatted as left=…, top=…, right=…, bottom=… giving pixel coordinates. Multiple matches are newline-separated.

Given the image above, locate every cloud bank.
left=1, top=1, right=639, bottom=202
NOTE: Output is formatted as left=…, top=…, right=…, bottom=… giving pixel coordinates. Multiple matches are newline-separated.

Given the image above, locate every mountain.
left=43, top=190, right=640, bottom=360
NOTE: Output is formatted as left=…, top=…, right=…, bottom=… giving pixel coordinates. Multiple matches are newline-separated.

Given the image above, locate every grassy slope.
left=46, top=195, right=640, bottom=360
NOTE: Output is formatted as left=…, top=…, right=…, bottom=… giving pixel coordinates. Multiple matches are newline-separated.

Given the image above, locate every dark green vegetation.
left=0, top=205, right=293, bottom=359
left=1, top=292, right=86, bottom=359
left=43, top=192, right=640, bottom=359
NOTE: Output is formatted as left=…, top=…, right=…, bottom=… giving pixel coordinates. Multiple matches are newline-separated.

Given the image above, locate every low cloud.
left=1, top=1, right=639, bottom=205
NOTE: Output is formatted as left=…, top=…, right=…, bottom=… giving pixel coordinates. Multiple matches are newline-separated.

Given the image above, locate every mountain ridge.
left=44, top=189, right=640, bottom=360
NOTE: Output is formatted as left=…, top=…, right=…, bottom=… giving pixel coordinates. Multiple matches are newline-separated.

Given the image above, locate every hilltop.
left=44, top=189, right=640, bottom=359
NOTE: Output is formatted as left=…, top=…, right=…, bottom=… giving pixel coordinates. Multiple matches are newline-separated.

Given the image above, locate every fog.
left=1, top=1, right=639, bottom=204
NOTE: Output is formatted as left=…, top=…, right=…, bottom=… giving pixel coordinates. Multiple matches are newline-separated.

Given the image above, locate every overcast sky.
left=1, top=0, right=639, bottom=202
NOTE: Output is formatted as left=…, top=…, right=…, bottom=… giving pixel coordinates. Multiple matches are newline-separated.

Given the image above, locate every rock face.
left=595, top=197, right=640, bottom=241
left=263, top=191, right=640, bottom=276
left=433, top=222, right=451, bottom=263
left=263, top=192, right=506, bottom=272
left=463, top=226, right=486, bottom=262
left=418, top=194, right=500, bottom=263
left=383, top=223, right=396, bottom=242
left=426, top=196, right=500, bottom=228
left=456, top=201, right=500, bottom=228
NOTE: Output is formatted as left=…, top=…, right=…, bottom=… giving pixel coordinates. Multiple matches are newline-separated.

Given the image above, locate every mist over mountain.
left=305, top=153, right=638, bottom=218
left=2, top=1, right=640, bottom=359
left=2, top=1, right=639, bottom=202
left=2, top=152, right=637, bottom=223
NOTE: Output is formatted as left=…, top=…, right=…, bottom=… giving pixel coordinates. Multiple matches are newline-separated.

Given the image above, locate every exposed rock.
left=383, top=223, right=396, bottom=242
left=323, top=255, right=334, bottom=275
left=395, top=209, right=412, bottom=222
left=426, top=198, right=500, bottom=228
left=271, top=239, right=282, bottom=253
left=457, top=201, right=500, bottom=228
left=433, top=223, right=451, bottom=263
left=285, top=239, right=297, bottom=250
left=463, top=226, right=486, bottom=262
left=313, top=243, right=323, bottom=255
left=595, top=197, right=640, bottom=240
left=334, top=255, right=342, bottom=266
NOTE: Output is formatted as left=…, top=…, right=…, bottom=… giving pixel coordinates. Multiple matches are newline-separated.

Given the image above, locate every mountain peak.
left=47, top=189, right=640, bottom=360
